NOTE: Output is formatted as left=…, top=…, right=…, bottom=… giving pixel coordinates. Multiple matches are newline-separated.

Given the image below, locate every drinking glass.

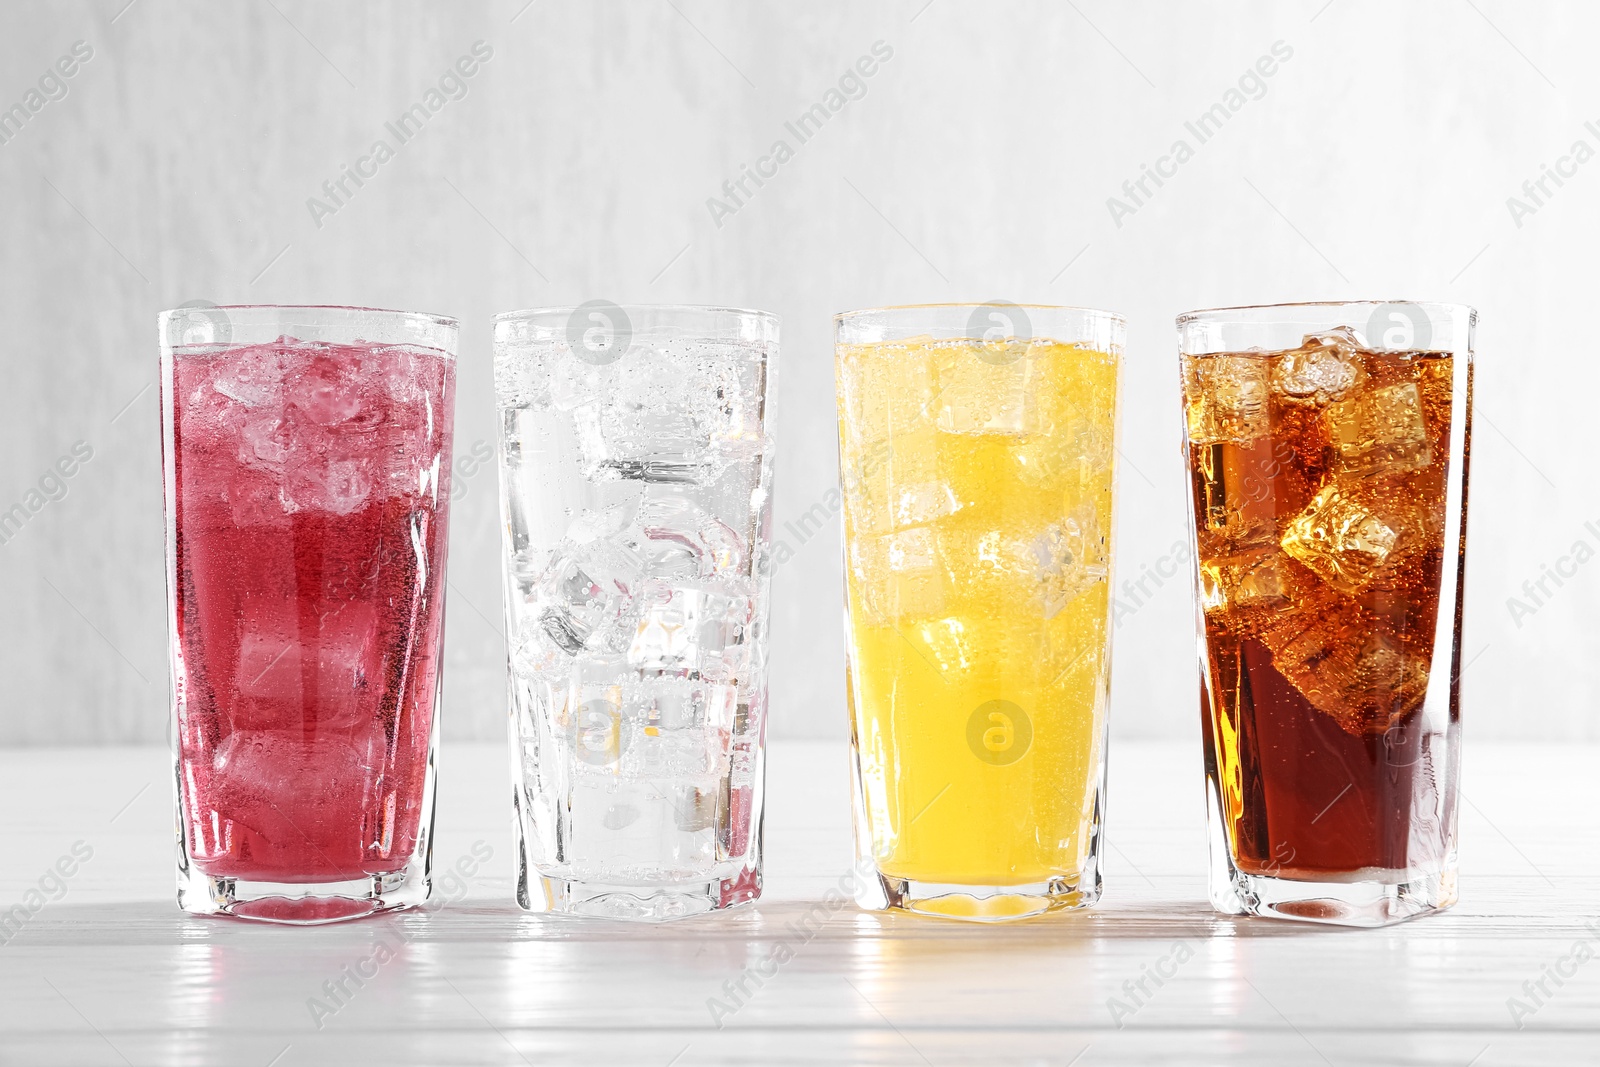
left=159, top=304, right=457, bottom=924
left=835, top=302, right=1122, bottom=920
left=1178, top=300, right=1474, bottom=926
left=494, top=303, right=778, bottom=920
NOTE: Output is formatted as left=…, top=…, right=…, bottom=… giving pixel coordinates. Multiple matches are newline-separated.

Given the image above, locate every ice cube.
left=1191, top=441, right=1278, bottom=552
left=1279, top=483, right=1399, bottom=594
left=1199, top=544, right=1291, bottom=616
left=625, top=495, right=746, bottom=580
left=932, top=510, right=1106, bottom=620
left=534, top=497, right=748, bottom=654
left=616, top=677, right=736, bottom=778
left=1033, top=508, right=1109, bottom=617
left=1275, top=334, right=1363, bottom=403
left=673, top=785, right=720, bottom=833
left=1306, top=325, right=1367, bottom=351
left=212, top=347, right=285, bottom=408
left=233, top=630, right=303, bottom=707
left=843, top=427, right=963, bottom=535
left=1326, top=381, right=1432, bottom=476
left=229, top=606, right=374, bottom=734
left=558, top=655, right=626, bottom=768
left=566, top=652, right=624, bottom=707
left=838, top=339, right=941, bottom=438
left=551, top=360, right=606, bottom=412
left=572, top=397, right=708, bottom=484
left=227, top=470, right=289, bottom=527
left=512, top=625, right=568, bottom=686
left=1265, top=607, right=1430, bottom=736
left=566, top=775, right=719, bottom=879
left=904, top=616, right=974, bottom=679
left=205, top=731, right=379, bottom=858
left=691, top=585, right=754, bottom=681
left=494, top=343, right=560, bottom=411
left=630, top=676, right=737, bottom=734
left=1014, top=413, right=1113, bottom=488
left=572, top=345, right=764, bottom=485
left=627, top=583, right=719, bottom=674
left=303, top=457, right=373, bottom=515
left=934, top=345, right=1038, bottom=435
left=1185, top=355, right=1270, bottom=445
left=239, top=415, right=293, bottom=467
left=837, top=346, right=960, bottom=532
left=849, top=526, right=948, bottom=622
left=288, top=358, right=369, bottom=426
left=534, top=537, right=644, bottom=655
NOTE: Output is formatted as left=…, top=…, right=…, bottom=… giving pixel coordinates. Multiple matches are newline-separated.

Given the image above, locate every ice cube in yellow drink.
left=837, top=336, right=1117, bottom=890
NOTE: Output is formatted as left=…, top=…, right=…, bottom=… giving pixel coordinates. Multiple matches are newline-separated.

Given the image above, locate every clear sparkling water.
left=495, top=328, right=774, bottom=900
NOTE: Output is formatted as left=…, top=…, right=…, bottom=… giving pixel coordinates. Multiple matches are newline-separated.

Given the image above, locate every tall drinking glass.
left=835, top=303, right=1122, bottom=921
left=494, top=304, right=778, bottom=920
left=1178, top=301, right=1474, bottom=926
left=159, top=304, right=457, bottom=924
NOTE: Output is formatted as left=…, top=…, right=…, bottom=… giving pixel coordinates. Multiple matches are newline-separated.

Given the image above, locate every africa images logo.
left=566, top=300, right=633, bottom=366
left=966, top=700, right=1032, bottom=766
left=965, top=301, right=1032, bottom=366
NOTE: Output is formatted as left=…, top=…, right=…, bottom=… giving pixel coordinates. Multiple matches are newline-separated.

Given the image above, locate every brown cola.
left=1184, top=330, right=1465, bottom=877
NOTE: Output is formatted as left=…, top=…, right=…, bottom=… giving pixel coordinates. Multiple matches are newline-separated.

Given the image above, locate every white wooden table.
left=0, top=739, right=1592, bottom=1065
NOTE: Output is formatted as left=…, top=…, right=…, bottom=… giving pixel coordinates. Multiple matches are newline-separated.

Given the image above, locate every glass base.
left=1210, top=863, right=1457, bottom=927
left=177, top=866, right=429, bottom=925
left=521, top=862, right=762, bottom=921
left=877, top=874, right=1100, bottom=922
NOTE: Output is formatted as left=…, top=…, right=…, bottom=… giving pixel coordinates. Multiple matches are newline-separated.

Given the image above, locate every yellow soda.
left=836, top=333, right=1117, bottom=914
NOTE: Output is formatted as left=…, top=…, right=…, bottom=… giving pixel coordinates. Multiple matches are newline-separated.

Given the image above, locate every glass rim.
left=493, top=303, right=778, bottom=324
left=157, top=303, right=459, bottom=329
left=1176, top=299, right=1476, bottom=326
left=835, top=302, right=1125, bottom=326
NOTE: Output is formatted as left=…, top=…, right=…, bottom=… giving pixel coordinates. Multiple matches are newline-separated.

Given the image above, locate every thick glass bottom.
left=177, top=865, right=429, bottom=925
left=1210, top=863, right=1457, bottom=927
left=522, top=864, right=762, bottom=921
left=1204, top=765, right=1458, bottom=927
left=876, top=873, right=1100, bottom=922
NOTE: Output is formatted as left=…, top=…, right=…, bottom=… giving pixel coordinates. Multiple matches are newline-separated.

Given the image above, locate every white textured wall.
left=0, top=0, right=1587, bottom=743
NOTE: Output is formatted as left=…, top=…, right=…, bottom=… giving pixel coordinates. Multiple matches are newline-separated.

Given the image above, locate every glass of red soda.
left=159, top=304, right=456, bottom=924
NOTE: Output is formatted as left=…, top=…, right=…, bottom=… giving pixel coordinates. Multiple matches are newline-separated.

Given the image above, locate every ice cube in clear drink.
left=572, top=346, right=763, bottom=485
left=628, top=583, right=710, bottom=674
left=625, top=495, right=746, bottom=580
left=534, top=536, right=644, bottom=655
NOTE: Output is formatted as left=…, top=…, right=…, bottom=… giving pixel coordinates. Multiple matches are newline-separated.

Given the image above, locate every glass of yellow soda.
left=833, top=303, right=1123, bottom=920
